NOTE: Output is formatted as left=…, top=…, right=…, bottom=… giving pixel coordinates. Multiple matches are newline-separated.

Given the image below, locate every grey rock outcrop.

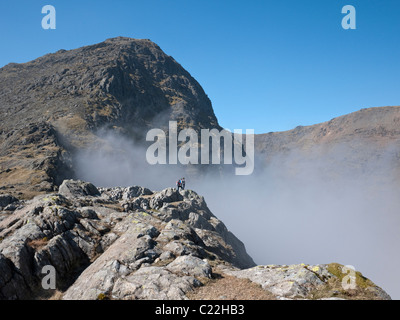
left=0, top=180, right=391, bottom=300
left=167, top=255, right=212, bottom=279
left=59, top=179, right=100, bottom=198
left=0, top=180, right=254, bottom=300
left=223, top=264, right=392, bottom=300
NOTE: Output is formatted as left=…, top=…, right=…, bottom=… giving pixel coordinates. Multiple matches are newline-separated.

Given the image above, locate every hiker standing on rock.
left=176, top=179, right=182, bottom=191
left=181, top=177, right=185, bottom=190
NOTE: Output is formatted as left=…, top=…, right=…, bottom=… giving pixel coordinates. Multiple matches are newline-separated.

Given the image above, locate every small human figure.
left=181, top=177, right=186, bottom=190
left=176, top=179, right=182, bottom=191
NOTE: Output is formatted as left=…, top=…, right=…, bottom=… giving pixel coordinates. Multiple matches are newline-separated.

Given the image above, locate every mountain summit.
left=0, top=37, right=220, bottom=198
left=0, top=37, right=219, bottom=132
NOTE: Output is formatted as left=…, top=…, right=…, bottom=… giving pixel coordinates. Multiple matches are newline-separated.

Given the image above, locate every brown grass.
left=187, top=274, right=277, bottom=300
left=100, top=202, right=124, bottom=212
left=27, top=237, right=49, bottom=250
left=48, top=290, right=64, bottom=300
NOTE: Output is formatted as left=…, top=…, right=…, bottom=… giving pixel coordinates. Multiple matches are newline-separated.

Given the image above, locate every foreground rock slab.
left=0, top=180, right=391, bottom=300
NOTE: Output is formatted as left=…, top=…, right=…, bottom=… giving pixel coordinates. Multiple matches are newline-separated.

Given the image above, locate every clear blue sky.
left=1, top=0, right=399, bottom=133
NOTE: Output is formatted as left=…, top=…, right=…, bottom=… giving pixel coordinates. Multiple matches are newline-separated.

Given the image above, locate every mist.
left=74, top=129, right=183, bottom=190
left=74, top=129, right=400, bottom=299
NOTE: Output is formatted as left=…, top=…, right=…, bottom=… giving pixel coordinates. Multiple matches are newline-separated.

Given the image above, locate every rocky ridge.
left=254, top=106, right=400, bottom=179
left=0, top=180, right=390, bottom=300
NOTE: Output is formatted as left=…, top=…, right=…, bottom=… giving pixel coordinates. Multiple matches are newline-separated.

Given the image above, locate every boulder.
left=122, top=186, right=153, bottom=200
left=59, top=180, right=100, bottom=198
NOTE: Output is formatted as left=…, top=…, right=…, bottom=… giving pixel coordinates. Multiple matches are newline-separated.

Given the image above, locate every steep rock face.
left=0, top=180, right=390, bottom=300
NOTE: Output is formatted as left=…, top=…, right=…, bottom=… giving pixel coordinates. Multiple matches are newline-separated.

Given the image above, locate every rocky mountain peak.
left=1, top=37, right=219, bottom=133
left=0, top=37, right=220, bottom=198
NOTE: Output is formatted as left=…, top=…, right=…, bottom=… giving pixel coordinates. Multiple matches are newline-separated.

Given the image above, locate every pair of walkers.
left=176, top=178, right=186, bottom=191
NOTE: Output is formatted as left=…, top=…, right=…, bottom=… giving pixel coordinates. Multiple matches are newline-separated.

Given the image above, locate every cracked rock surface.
left=0, top=180, right=254, bottom=300
left=0, top=180, right=391, bottom=300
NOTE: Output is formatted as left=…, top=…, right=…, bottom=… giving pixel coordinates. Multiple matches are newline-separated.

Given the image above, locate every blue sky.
left=1, top=0, right=399, bottom=133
